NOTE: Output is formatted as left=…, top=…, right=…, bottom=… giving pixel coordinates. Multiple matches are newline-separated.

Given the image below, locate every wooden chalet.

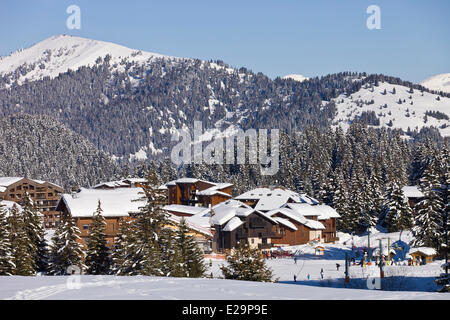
left=55, top=187, right=145, bottom=248
left=162, top=178, right=233, bottom=208
left=211, top=200, right=278, bottom=253
left=0, top=177, right=63, bottom=228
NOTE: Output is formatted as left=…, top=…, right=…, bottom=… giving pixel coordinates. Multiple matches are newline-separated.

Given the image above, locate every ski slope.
left=1, top=275, right=447, bottom=300
left=331, top=81, right=450, bottom=137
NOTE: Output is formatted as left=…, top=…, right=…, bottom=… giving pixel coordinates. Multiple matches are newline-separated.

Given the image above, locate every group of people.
left=264, top=250, right=293, bottom=259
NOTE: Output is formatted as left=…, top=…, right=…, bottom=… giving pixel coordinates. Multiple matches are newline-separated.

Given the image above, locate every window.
left=82, top=224, right=90, bottom=230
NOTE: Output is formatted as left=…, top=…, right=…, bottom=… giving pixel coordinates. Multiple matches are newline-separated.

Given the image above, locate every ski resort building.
left=56, top=187, right=145, bottom=248
left=160, top=178, right=233, bottom=208
left=0, top=177, right=63, bottom=228
left=210, top=200, right=278, bottom=252
left=235, top=187, right=340, bottom=244
left=92, top=178, right=148, bottom=190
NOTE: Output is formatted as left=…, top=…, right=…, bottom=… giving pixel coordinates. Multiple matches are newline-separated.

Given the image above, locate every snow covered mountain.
left=0, top=35, right=448, bottom=164
left=331, top=80, right=450, bottom=137
left=0, top=34, right=173, bottom=87
left=282, top=74, right=309, bottom=82
left=421, top=73, right=450, bottom=94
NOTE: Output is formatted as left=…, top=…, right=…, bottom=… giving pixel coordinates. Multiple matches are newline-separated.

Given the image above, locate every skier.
left=320, top=268, right=324, bottom=279
left=294, top=274, right=297, bottom=282
left=307, top=274, right=310, bottom=280
left=294, top=257, right=297, bottom=264
left=336, top=263, right=340, bottom=271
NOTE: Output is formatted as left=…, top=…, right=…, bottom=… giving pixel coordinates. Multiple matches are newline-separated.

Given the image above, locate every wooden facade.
left=167, top=180, right=232, bottom=208
left=55, top=199, right=132, bottom=249
left=0, top=178, right=63, bottom=228
left=270, top=220, right=313, bottom=246
left=320, top=218, right=338, bottom=243
left=213, top=211, right=277, bottom=253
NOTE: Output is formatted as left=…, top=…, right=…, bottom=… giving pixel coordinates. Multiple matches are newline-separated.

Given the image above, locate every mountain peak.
left=0, top=34, right=172, bottom=85
left=282, top=74, right=309, bottom=82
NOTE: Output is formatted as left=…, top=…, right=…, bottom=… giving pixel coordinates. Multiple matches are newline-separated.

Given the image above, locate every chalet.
left=266, top=207, right=325, bottom=246
left=56, top=185, right=214, bottom=253
left=211, top=200, right=278, bottom=253
left=93, top=178, right=148, bottom=190
left=161, top=178, right=233, bottom=208
left=401, top=186, right=424, bottom=213
left=234, top=187, right=318, bottom=210
left=0, top=177, right=63, bottom=228
left=235, top=187, right=340, bottom=244
left=55, top=187, right=145, bottom=248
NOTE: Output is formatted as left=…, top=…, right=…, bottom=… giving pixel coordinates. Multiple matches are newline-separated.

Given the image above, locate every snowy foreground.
left=2, top=229, right=448, bottom=300
left=0, top=275, right=447, bottom=300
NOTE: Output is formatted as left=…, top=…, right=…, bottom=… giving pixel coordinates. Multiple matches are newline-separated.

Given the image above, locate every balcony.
left=258, top=243, right=273, bottom=250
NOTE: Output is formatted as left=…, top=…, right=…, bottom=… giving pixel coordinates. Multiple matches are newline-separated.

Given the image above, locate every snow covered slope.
left=282, top=74, right=309, bottom=82
left=0, top=34, right=173, bottom=86
left=1, top=276, right=447, bottom=300
left=331, top=81, right=450, bottom=136
left=421, top=73, right=450, bottom=93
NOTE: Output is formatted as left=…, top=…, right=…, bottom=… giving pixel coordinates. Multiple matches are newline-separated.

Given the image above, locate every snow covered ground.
left=331, top=81, right=450, bottom=137
left=1, top=229, right=448, bottom=300
left=0, top=274, right=447, bottom=300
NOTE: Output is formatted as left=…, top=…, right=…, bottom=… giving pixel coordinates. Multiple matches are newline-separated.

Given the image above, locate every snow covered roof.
left=304, top=219, right=326, bottom=230
left=211, top=200, right=252, bottom=225
left=266, top=207, right=307, bottom=225
left=314, top=204, right=341, bottom=220
left=223, top=217, right=245, bottom=232
left=286, top=203, right=322, bottom=216
left=93, top=180, right=130, bottom=189
left=272, top=217, right=298, bottom=231
left=196, top=189, right=232, bottom=197
left=161, top=178, right=232, bottom=188
left=0, top=177, right=63, bottom=192
left=266, top=207, right=324, bottom=230
left=59, top=187, right=145, bottom=217
left=402, top=186, right=424, bottom=198
left=235, top=187, right=319, bottom=211
left=163, top=204, right=210, bottom=216
left=209, top=199, right=277, bottom=226
left=167, top=214, right=213, bottom=237
left=0, top=177, right=25, bottom=187
left=409, top=247, right=436, bottom=256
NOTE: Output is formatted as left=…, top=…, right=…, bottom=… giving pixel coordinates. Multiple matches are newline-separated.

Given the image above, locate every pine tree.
left=175, top=218, right=207, bottom=278
left=221, top=241, right=275, bottom=282
left=85, top=201, right=111, bottom=275
left=382, top=183, right=413, bottom=232
left=111, top=219, right=136, bottom=275
left=9, top=204, right=35, bottom=276
left=412, top=157, right=443, bottom=250
left=22, top=193, right=49, bottom=274
left=0, top=203, right=14, bottom=275
left=49, top=214, right=86, bottom=275
left=126, top=168, right=168, bottom=276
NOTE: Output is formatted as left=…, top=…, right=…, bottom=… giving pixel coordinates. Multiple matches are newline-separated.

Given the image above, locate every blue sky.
left=1, top=0, right=449, bottom=83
